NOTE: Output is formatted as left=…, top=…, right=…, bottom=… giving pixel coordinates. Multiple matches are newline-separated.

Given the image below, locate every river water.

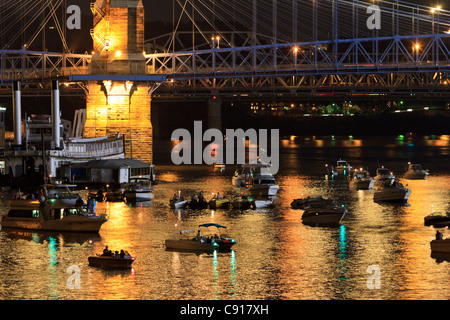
left=0, top=136, right=449, bottom=300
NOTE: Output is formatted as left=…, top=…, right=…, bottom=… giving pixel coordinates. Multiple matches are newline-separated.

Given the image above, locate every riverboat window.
left=64, top=208, right=79, bottom=216
left=131, top=167, right=150, bottom=177
left=7, top=209, right=39, bottom=218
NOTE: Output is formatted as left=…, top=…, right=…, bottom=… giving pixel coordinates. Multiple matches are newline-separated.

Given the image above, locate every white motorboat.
left=403, top=163, right=429, bottom=180
left=1, top=199, right=108, bottom=233
left=301, top=206, right=347, bottom=225
left=349, top=169, right=376, bottom=190
left=374, top=167, right=395, bottom=188
left=123, top=178, right=154, bottom=202
left=232, top=163, right=279, bottom=196
left=335, top=159, right=352, bottom=172
left=373, top=178, right=411, bottom=203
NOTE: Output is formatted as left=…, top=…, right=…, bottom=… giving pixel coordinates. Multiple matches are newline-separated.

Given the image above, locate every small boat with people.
left=291, top=196, right=334, bottom=209
left=165, top=230, right=220, bottom=252
left=199, top=223, right=237, bottom=250
left=301, top=206, right=347, bottom=225
left=1, top=198, right=108, bottom=233
left=123, top=178, right=154, bottom=202
left=430, top=231, right=450, bottom=254
left=187, top=193, right=208, bottom=209
left=88, top=246, right=135, bottom=269
left=348, top=169, right=376, bottom=190
left=373, top=178, right=411, bottom=203
left=403, top=163, right=429, bottom=180
left=208, top=194, right=230, bottom=209
left=170, top=192, right=188, bottom=209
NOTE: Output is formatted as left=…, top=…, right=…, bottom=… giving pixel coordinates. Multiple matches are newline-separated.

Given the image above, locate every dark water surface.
left=0, top=136, right=449, bottom=300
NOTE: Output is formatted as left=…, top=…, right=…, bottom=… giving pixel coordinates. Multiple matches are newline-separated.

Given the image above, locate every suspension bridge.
left=0, top=0, right=449, bottom=99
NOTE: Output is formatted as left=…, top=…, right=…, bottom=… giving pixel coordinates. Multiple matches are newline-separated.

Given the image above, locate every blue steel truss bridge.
left=0, top=0, right=450, bottom=101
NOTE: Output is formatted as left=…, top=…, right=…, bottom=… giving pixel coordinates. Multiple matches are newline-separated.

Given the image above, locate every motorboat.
left=170, top=199, right=188, bottom=209
left=88, top=250, right=135, bottom=269
left=232, top=163, right=279, bottom=196
left=424, top=211, right=450, bottom=227
left=291, top=196, right=333, bottom=209
left=198, top=223, right=237, bottom=250
left=251, top=198, right=275, bottom=209
left=373, top=178, right=411, bottom=203
left=403, top=163, right=429, bottom=180
left=187, top=196, right=208, bottom=209
left=374, top=167, right=395, bottom=187
left=430, top=238, right=450, bottom=254
left=123, top=178, right=154, bottom=202
left=231, top=195, right=251, bottom=210
left=335, top=159, right=352, bottom=172
left=301, top=206, right=347, bottom=225
left=208, top=197, right=230, bottom=209
left=165, top=230, right=220, bottom=252
left=1, top=199, right=108, bottom=233
left=349, top=169, right=376, bottom=190
left=42, top=183, right=80, bottom=206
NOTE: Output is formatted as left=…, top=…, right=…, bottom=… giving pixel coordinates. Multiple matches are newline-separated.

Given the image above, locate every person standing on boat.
left=217, top=192, right=222, bottom=199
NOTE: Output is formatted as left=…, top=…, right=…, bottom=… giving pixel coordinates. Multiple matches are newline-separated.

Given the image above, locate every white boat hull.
left=125, top=191, right=154, bottom=201
left=170, top=200, right=188, bottom=209
left=252, top=200, right=274, bottom=209
left=374, top=188, right=411, bottom=203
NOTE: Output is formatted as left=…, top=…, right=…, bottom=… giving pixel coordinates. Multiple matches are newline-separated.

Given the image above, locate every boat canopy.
left=199, top=223, right=227, bottom=229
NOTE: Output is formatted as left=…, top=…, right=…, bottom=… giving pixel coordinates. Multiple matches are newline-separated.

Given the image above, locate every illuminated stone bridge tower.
left=85, top=0, right=153, bottom=163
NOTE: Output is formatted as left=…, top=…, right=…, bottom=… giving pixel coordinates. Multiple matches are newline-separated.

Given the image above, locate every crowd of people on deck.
left=101, top=246, right=128, bottom=258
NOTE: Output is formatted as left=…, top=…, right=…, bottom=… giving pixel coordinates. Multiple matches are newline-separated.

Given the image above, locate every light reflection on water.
left=0, top=136, right=449, bottom=300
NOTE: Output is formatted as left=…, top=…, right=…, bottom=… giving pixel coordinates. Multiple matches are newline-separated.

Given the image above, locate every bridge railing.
left=146, top=34, right=450, bottom=80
